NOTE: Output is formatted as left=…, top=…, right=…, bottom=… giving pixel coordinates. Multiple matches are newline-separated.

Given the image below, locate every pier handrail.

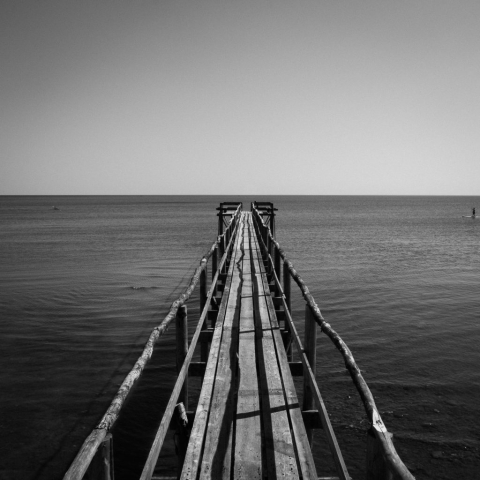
left=63, top=203, right=242, bottom=480
left=251, top=203, right=414, bottom=480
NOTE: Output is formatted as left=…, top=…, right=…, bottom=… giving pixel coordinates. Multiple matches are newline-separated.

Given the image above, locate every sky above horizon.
left=1, top=1, right=479, bottom=195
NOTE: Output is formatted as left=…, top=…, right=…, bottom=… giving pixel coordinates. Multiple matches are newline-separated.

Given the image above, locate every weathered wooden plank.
left=249, top=215, right=317, bottom=480
left=180, top=214, right=245, bottom=480
left=199, top=219, right=245, bottom=479
left=233, top=220, right=262, bottom=479
left=248, top=217, right=300, bottom=480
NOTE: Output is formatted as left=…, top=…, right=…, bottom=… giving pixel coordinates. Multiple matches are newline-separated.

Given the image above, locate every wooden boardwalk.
left=64, top=202, right=414, bottom=480
left=180, top=213, right=318, bottom=479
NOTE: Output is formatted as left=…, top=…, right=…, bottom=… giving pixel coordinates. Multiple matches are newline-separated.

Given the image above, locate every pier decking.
left=64, top=203, right=414, bottom=480
left=179, top=213, right=319, bottom=479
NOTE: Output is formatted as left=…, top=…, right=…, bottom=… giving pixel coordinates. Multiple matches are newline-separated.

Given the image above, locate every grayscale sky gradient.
left=1, top=1, right=479, bottom=195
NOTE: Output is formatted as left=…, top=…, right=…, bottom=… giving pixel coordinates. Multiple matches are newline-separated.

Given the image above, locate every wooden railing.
left=251, top=202, right=415, bottom=480
left=63, top=203, right=243, bottom=480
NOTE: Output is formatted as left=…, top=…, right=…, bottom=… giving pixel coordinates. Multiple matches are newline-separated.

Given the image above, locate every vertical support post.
left=218, top=204, right=224, bottom=236
left=219, top=236, right=225, bottom=266
left=200, top=267, right=207, bottom=314
left=266, top=234, right=271, bottom=275
left=84, top=433, right=114, bottom=480
left=174, top=402, right=189, bottom=480
left=200, top=268, right=208, bottom=362
left=221, top=234, right=226, bottom=273
left=212, top=246, right=218, bottom=300
left=176, top=305, right=188, bottom=409
left=283, top=260, right=291, bottom=312
left=102, top=434, right=114, bottom=480
left=366, top=429, right=394, bottom=480
left=303, top=304, right=317, bottom=444
left=283, top=261, right=292, bottom=361
left=274, top=245, right=281, bottom=295
left=270, top=204, right=275, bottom=237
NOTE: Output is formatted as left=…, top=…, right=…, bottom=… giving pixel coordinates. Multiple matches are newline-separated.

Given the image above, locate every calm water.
left=1, top=195, right=479, bottom=479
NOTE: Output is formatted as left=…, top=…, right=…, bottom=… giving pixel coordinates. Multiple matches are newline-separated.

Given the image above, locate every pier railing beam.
left=176, top=305, right=188, bottom=409
left=303, top=304, right=317, bottom=444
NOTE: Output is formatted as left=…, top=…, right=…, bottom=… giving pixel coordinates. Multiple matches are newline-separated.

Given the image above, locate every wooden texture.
left=233, top=218, right=262, bottom=479
left=199, top=220, right=244, bottom=479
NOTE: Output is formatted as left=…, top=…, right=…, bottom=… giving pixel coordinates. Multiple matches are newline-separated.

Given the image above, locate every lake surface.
left=1, top=195, right=479, bottom=479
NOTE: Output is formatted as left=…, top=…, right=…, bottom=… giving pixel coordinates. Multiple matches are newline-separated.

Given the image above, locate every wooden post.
left=366, top=428, right=394, bottom=480
left=270, top=204, right=275, bottom=237
left=211, top=247, right=217, bottom=300
left=176, top=305, right=188, bottom=409
left=102, top=434, right=113, bottom=480
left=266, top=235, right=272, bottom=275
left=84, top=433, right=114, bottom=480
left=218, top=204, right=224, bottom=236
left=274, top=245, right=281, bottom=295
left=174, top=402, right=189, bottom=480
left=200, top=267, right=207, bottom=314
left=219, top=238, right=225, bottom=272
left=222, top=235, right=227, bottom=271
left=200, top=268, right=208, bottom=362
left=303, top=304, right=317, bottom=444
left=283, top=260, right=292, bottom=361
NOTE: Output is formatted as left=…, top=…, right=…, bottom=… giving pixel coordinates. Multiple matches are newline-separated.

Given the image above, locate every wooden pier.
left=64, top=203, right=414, bottom=480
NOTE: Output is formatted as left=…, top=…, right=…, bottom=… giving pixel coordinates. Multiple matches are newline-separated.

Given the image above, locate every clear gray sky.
left=1, top=1, right=479, bottom=195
